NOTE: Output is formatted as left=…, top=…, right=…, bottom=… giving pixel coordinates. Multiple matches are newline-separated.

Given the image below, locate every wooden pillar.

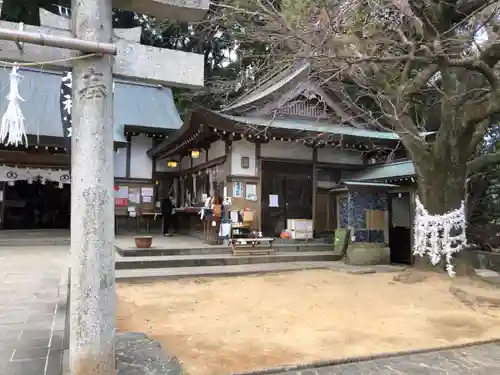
left=256, top=141, right=262, bottom=231
left=312, top=147, right=318, bottom=236
left=125, top=134, right=131, bottom=178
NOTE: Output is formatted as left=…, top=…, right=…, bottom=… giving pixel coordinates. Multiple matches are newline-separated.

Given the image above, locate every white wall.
left=130, top=135, right=153, bottom=179
left=317, top=147, right=363, bottom=165
left=180, top=155, right=191, bottom=171
left=261, top=140, right=313, bottom=160
left=192, top=149, right=206, bottom=167
left=208, top=140, right=225, bottom=160
left=114, top=147, right=127, bottom=177
left=230, top=140, right=256, bottom=176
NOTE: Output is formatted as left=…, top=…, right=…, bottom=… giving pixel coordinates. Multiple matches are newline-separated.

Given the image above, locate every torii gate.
left=0, top=1, right=208, bottom=374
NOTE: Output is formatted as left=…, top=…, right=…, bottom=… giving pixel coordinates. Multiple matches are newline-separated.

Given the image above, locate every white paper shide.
left=1, top=66, right=28, bottom=146
left=413, top=196, right=467, bottom=277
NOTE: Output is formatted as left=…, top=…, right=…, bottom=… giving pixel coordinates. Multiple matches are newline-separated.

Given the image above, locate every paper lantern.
left=190, top=149, right=200, bottom=159
left=167, top=160, right=178, bottom=168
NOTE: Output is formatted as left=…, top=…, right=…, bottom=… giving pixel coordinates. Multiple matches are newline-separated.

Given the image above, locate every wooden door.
left=261, top=175, right=286, bottom=236
left=315, top=191, right=329, bottom=233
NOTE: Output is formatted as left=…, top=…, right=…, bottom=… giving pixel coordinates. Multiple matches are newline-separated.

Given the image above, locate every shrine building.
left=151, top=61, right=426, bottom=265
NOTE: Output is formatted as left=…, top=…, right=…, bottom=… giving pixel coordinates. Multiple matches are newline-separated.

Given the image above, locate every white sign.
left=245, top=184, right=257, bottom=201
left=269, top=194, right=279, bottom=207
left=143, top=196, right=152, bottom=203
left=141, top=187, right=154, bottom=197
left=233, top=182, right=243, bottom=198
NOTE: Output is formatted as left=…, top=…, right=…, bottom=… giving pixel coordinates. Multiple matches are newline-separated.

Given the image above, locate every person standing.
left=161, top=195, right=173, bottom=237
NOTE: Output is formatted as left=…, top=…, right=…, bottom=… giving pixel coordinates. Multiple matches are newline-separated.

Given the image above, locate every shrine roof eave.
left=147, top=112, right=209, bottom=159
left=148, top=108, right=429, bottom=159
left=123, top=125, right=178, bottom=139
left=330, top=181, right=400, bottom=192
left=0, top=66, right=182, bottom=145
left=199, top=109, right=413, bottom=144
left=346, top=160, right=416, bottom=182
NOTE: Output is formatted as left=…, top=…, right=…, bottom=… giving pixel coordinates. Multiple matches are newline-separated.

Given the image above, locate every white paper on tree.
left=269, top=194, right=279, bottom=207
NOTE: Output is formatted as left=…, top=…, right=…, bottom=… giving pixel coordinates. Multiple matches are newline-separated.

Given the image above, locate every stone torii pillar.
left=0, top=0, right=208, bottom=374
left=70, top=1, right=207, bottom=374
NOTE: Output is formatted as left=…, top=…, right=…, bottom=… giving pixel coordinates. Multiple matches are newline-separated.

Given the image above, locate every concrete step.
left=116, top=243, right=333, bottom=257
left=115, top=251, right=337, bottom=270
left=115, top=261, right=341, bottom=281
left=0, top=238, right=70, bottom=247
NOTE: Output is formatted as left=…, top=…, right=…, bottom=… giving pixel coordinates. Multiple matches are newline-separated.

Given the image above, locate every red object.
left=114, top=184, right=119, bottom=191
left=115, top=198, right=128, bottom=207
left=280, top=230, right=291, bottom=240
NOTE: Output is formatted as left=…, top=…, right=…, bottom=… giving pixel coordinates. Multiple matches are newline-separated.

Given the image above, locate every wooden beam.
left=112, top=0, right=210, bottom=22
left=0, top=20, right=204, bottom=88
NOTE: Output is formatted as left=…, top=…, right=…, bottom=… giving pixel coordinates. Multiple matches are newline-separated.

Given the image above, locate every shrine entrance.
left=261, top=161, right=313, bottom=237
left=388, top=192, right=413, bottom=264
left=3, top=180, right=71, bottom=230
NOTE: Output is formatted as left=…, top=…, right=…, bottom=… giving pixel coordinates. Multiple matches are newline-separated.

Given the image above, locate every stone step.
left=115, top=251, right=337, bottom=270
left=115, top=261, right=342, bottom=281
left=0, top=238, right=70, bottom=247
left=116, top=243, right=333, bottom=257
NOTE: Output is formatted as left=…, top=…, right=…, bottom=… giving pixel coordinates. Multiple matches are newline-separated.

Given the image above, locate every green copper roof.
left=348, top=160, right=416, bottom=181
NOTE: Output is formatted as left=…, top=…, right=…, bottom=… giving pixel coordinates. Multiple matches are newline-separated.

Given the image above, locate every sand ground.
left=116, top=270, right=500, bottom=375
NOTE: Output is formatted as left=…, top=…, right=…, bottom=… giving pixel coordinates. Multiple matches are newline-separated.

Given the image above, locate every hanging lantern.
left=167, top=160, right=178, bottom=168
left=7, top=181, right=14, bottom=186
left=190, top=149, right=200, bottom=159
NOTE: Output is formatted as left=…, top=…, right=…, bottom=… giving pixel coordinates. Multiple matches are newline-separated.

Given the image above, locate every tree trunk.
left=415, top=158, right=475, bottom=276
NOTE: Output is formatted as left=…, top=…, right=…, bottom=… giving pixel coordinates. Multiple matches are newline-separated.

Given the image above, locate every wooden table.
left=141, top=212, right=162, bottom=233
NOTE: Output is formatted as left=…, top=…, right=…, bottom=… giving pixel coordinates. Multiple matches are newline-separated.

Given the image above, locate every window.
left=241, top=156, right=250, bottom=169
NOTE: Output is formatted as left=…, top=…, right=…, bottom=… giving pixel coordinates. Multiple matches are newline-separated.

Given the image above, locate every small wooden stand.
left=229, top=222, right=275, bottom=255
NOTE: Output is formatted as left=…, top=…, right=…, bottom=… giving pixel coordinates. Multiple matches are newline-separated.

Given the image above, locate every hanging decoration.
left=60, top=71, right=73, bottom=151
left=1, top=66, right=28, bottom=146
left=0, top=165, right=71, bottom=184
left=413, top=196, right=467, bottom=277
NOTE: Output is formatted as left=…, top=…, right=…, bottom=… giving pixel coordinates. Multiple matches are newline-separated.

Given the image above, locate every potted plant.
left=134, top=234, right=153, bottom=249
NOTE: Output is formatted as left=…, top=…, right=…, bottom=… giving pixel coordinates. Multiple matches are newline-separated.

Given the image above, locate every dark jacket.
left=161, top=197, right=173, bottom=216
